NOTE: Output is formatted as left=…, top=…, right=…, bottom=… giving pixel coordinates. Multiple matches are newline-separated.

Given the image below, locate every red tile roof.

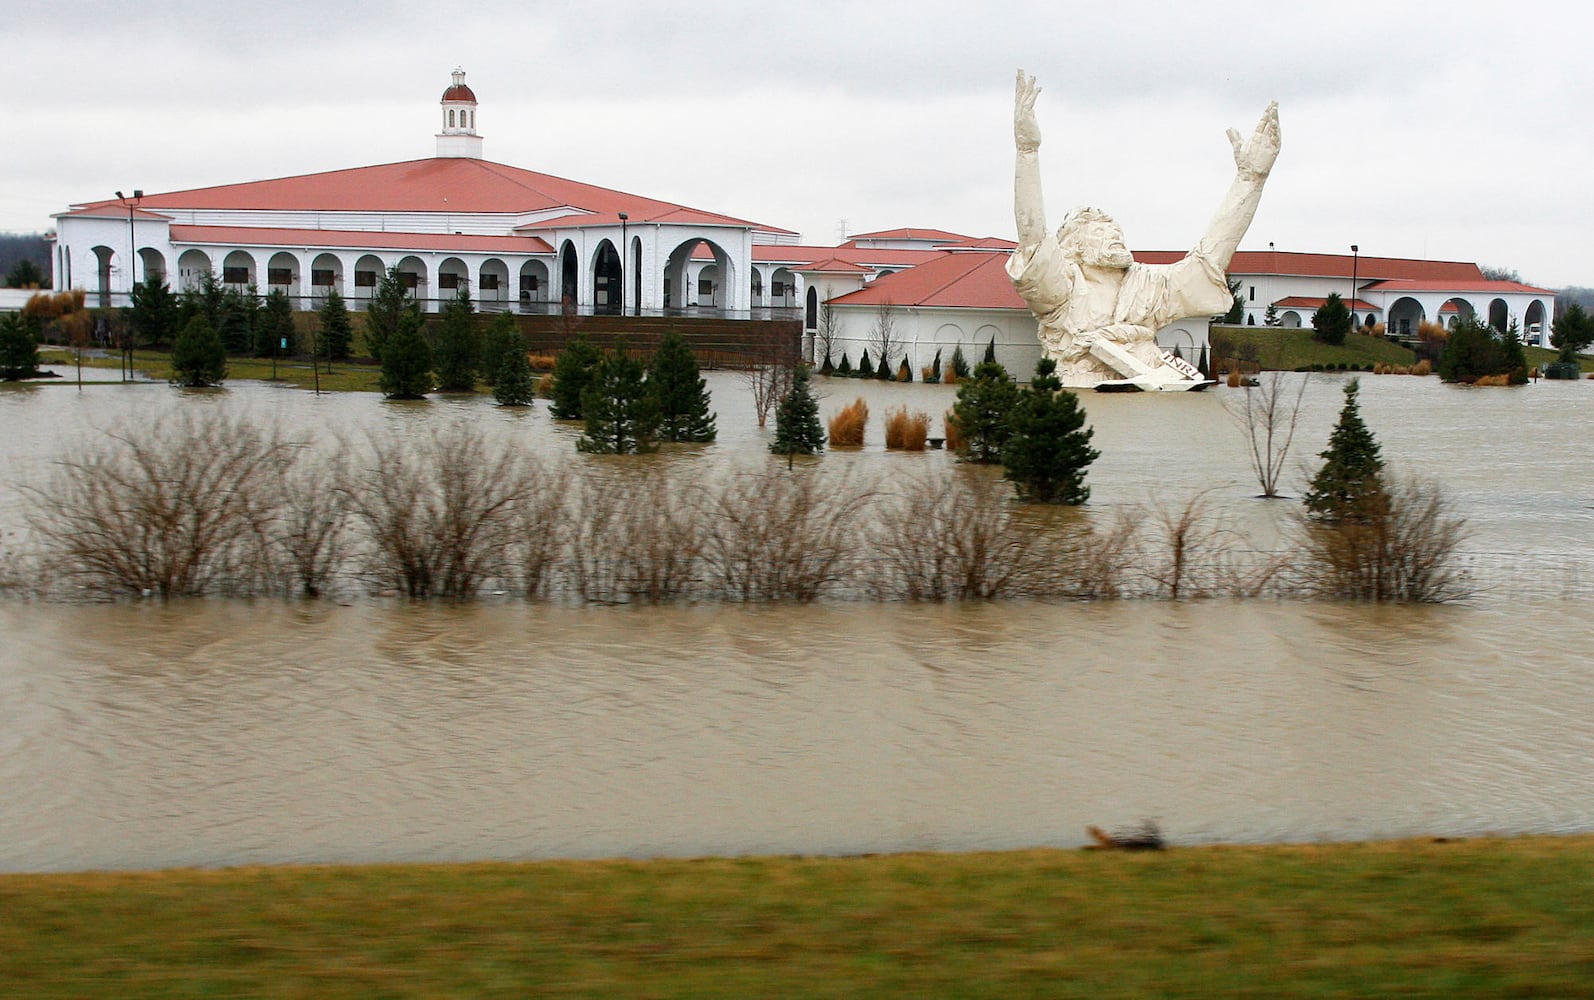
left=828, top=251, right=1025, bottom=310
left=1359, top=278, right=1556, bottom=295
left=842, top=227, right=972, bottom=244
left=745, top=244, right=944, bottom=268
left=57, top=205, right=173, bottom=221
left=939, top=237, right=1019, bottom=251
left=441, top=84, right=477, bottom=103
left=168, top=225, right=554, bottom=255
left=1133, top=249, right=1485, bottom=283
left=1273, top=296, right=1380, bottom=312
left=794, top=256, right=874, bottom=274
left=68, top=157, right=792, bottom=232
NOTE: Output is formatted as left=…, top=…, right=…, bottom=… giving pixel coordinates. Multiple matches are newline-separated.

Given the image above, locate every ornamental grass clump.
left=883, top=406, right=931, bottom=451
left=827, top=398, right=868, bottom=448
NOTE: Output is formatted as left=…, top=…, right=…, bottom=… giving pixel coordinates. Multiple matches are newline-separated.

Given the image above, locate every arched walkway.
left=519, top=260, right=550, bottom=311
left=559, top=242, right=578, bottom=307
left=1489, top=298, right=1509, bottom=332
left=592, top=240, right=622, bottom=315
left=438, top=257, right=470, bottom=300
left=352, top=254, right=385, bottom=306
left=267, top=251, right=300, bottom=300
left=222, top=250, right=256, bottom=289
left=663, top=239, right=735, bottom=315
left=311, top=253, right=343, bottom=300
left=395, top=256, right=428, bottom=309
left=92, top=245, right=115, bottom=307
left=138, top=248, right=167, bottom=286
left=178, top=249, right=212, bottom=291
left=1388, top=297, right=1425, bottom=336
left=479, top=258, right=510, bottom=308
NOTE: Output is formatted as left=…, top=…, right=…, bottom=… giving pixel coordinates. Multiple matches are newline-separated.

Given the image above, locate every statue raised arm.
left=1013, top=70, right=1048, bottom=250
left=1196, top=102, right=1281, bottom=270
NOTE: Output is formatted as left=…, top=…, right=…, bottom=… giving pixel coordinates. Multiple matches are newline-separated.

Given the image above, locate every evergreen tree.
left=219, top=285, right=259, bottom=355
left=895, top=357, right=912, bottom=382
left=178, top=270, right=227, bottom=335
left=857, top=349, right=875, bottom=378
left=1552, top=302, right=1594, bottom=363
left=0, top=311, right=42, bottom=379
left=577, top=346, right=659, bottom=454
left=550, top=332, right=602, bottom=419
left=480, top=310, right=522, bottom=384
left=379, top=310, right=433, bottom=399
left=364, top=265, right=416, bottom=362
left=5, top=258, right=44, bottom=289
left=951, top=344, right=972, bottom=379
left=1001, top=358, right=1098, bottom=505
left=492, top=338, right=536, bottom=406
left=649, top=328, right=717, bottom=442
left=836, top=353, right=853, bottom=376
left=433, top=288, right=480, bottom=392
left=129, top=277, right=178, bottom=348
left=1303, top=378, right=1385, bottom=522
left=982, top=336, right=997, bottom=365
left=951, top=360, right=1021, bottom=463
left=317, top=288, right=353, bottom=362
left=1501, top=319, right=1529, bottom=383
left=1264, top=301, right=1280, bottom=327
left=771, top=364, right=825, bottom=461
left=1223, top=278, right=1246, bottom=324
left=924, top=347, right=942, bottom=383
left=169, top=313, right=227, bottom=387
left=1438, top=315, right=1529, bottom=384
left=259, top=288, right=296, bottom=361
left=1311, top=291, right=1352, bottom=346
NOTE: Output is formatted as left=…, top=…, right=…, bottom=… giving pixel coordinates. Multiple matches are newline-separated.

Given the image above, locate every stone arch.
left=177, top=249, right=212, bottom=291
left=1159, top=326, right=1198, bottom=358
left=352, top=254, right=386, bottom=305
left=478, top=258, right=509, bottom=307
left=395, top=255, right=427, bottom=306
left=519, top=259, right=550, bottom=310
left=437, top=256, right=470, bottom=300
left=1280, top=310, right=1302, bottom=328
left=771, top=268, right=797, bottom=309
left=1441, top=297, right=1476, bottom=330
left=663, top=238, right=735, bottom=314
left=1489, top=298, right=1509, bottom=332
left=806, top=285, right=819, bottom=330
left=1524, top=299, right=1548, bottom=344
left=222, top=250, right=257, bottom=289
left=310, top=253, right=343, bottom=300
left=267, top=251, right=300, bottom=300
left=696, top=264, right=722, bottom=308
left=974, top=323, right=1002, bottom=366
left=91, top=245, right=115, bottom=306
left=559, top=241, right=578, bottom=307
left=1387, top=297, right=1425, bottom=336
left=750, top=267, right=764, bottom=307
left=138, top=248, right=166, bottom=286
left=591, top=239, right=621, bottom=314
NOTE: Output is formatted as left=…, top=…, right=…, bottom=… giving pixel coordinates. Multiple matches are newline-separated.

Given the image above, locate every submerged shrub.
left=827, top=398, right=868, bottom=448
left=883, top=406, right=931, bottom=451
left=1292, top=476, right=1471, bottom=602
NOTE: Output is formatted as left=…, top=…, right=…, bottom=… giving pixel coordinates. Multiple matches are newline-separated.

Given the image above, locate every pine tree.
left=951, top=344, right=972, bottom=379
left=895, top=357, right=912, bottom=382
left=577, top=346, right=660, bottom=454
left=857, top=349, right=874, bottom=379
left=364, top=265, right=415, bottom=363
left=836, top=353, right=853, bottom=376
left=1312, top=292, right=1352, bottom=346
left=0, top=311, right=41, bottom=379
left=1303, top=378, right=1385, bottom=522
left=480, top=310, right=522, bottom=385
left=259, top=288, right=296, bottom=362
left=318, top=288, right=353, bottom=362
left=170, top=313, right=227, bottom=387
left=220, top=285, right=259, bottom=355
left=551, top=333, right=602, bottom=419
left=951, top=360, right=1021, bottom=463
left=982, top=336, right=997, bottom=365
left=649, top=328, right=717, bottom=442
left=771, top=364, right=825, bottom=461
left=492, top=339, right=536, bottom=406
left=129, top=277, right=178, bottom=348
left=1001, top=358, right=1098, bottom=505
left=433, top=288, right=480, bottom=392
left=379, top=310, right=433, bottom=399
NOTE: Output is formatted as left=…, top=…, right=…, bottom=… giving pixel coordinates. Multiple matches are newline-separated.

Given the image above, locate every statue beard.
left=1082, top=244, right=1135, bottom=270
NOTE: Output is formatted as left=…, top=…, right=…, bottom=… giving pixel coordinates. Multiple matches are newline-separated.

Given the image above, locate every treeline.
left=3, top=413, right=1470, bottom=605
left=0, top=233, right=50, bottom=287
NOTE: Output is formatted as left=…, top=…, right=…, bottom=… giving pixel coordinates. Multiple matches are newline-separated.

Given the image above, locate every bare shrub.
left=827, top=398, right=868, bottom=447
left=943, top=408, right=963, bottom=453
left=345, top=424, right=531, bottom=599
left=698, top=466, right=871, bottom=601
left=740, top=324, right=799, bottom=428
left=1223, top=369, right=1306, bottom=498
left=1291, top=475, right=1472, bottom=602
left=508, top=458, right=570, bottom=600
left=269, top=447, right=352, bottom=598
left=564, top=466, right=699, bottom=604
left=25, top=411, right=294, bottom=598
left=883, top=406, right=931, bottom=451
left=1138, top=491, right=1287, bottom=599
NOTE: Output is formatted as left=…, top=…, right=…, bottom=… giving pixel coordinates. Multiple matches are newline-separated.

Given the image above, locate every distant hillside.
left=0, top=232, right=51, bottom=287
left=1557, top=286, right=1594, bottom=313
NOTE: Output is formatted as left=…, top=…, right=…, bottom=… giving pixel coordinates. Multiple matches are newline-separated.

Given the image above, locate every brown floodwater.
left=1, top=370, right=1592, bottom=871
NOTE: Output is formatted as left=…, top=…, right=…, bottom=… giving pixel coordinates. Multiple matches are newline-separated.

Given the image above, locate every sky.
left=5, top=0, right=1592, bottom=287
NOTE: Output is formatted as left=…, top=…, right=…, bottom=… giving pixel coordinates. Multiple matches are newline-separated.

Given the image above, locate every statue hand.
left=1015, top=70, right=1042, bottom=153
left=1227, top=101, right=1280, bottom=178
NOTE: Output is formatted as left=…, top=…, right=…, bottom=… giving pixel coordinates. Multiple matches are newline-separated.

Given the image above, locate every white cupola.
left=436, top=68, right=484, bottom=159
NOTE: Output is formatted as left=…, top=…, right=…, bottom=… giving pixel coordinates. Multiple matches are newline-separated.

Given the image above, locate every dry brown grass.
left=943, top=408, right=963, bottom=453
left=1292, top=476, right=1472, bottom=602
left=1411, top=358, right=1432, bottom=376
left=1226, top=369, right=1242, bottom=388
left=883, top=406, right=931, bottom=451
left=827, top=398, right=868, bottom=448
left=535, top=372, right=555, bottom=398
left=942, top=367, right=959, bottom=386
left=1474, top=373, right=1511, bottom=387
left=526, top=353, right=558, bottom=371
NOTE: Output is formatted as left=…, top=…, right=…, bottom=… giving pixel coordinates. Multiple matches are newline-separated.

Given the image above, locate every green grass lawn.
left=3, top=837, right=1593, bottom=998
left=1209, top=325, right=1417, bottom=371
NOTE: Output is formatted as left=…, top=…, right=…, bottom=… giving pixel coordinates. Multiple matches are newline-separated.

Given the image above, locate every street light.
left=618, top=212, right=629, bottom=316
left=1349, top=244, right=1360, bottom=329
left=116, top=189, right=143, bottom=381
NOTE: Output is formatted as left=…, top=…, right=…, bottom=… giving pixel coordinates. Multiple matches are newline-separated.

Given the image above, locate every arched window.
left=448, top=110, right=455, bottom=127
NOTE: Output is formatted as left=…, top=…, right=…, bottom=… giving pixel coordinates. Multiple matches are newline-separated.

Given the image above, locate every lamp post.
left=618, top=212, right=629, bottom=316
left=1350, top=244, right=1359, bottom=328
left=116, top=189, right=143, bottom=381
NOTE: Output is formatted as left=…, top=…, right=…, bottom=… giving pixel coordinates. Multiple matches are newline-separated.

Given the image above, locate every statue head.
left=1058, top=207, right=1134, bottom=270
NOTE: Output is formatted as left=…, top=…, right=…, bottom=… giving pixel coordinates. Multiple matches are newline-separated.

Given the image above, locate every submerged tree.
left=1552, top=302, right=1594, bottom=363
left=169, top=313, right=228, bottom=387
left=1225, top=368, right=1307, bottom=498
left=0, top=311, right=42, bottom=380
left=364, top=265, right=417, bottom=363
left=951, top=360, right=1021, bottom=463
left=480, top=310, right=523, bottom=385
left=1438, top=315, right=1528, bottom=384
left=258, top=288, right=296, bottom=362
left=650, top=328, right=716, bottom=442
left=379, top=311, right=433, bottom=399
left=550, top=332, right=602, bottom=419
left=578, top=345, right=660, bottom=454
left=492, top=339, right=536, bottom=406
left=433, top=288, right=480, bottom=392
left=1303, top=378, right=1384, bottom=522
left=129, top=276, right=178, bottom=349
left=1001, top=358, right=1098, bottom=505
left=771, top=364, right=825, bottom=465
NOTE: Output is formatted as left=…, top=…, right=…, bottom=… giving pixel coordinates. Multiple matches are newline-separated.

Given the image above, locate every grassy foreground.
left=3, top=838, right=1593, bottom=998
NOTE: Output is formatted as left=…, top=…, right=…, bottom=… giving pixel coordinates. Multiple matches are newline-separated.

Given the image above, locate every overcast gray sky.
left=5, top=0, right=1590, bottom=286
